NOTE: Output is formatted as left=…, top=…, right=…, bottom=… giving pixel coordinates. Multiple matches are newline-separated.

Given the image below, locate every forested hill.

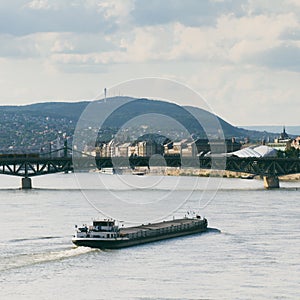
left=0, top=97, right=279, bottom=152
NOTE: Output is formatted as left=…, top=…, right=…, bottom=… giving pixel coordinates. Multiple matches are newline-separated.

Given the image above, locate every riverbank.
left=279, top=174, right=300, bottom=181
left=96, top=166, right=300, bottom=182
left=133, top=167, right=300, bottom=182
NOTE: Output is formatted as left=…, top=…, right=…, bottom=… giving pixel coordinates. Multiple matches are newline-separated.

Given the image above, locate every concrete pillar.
left=263, top=176, right=280, bottom=189
left=22, top=177, right=32, bottom=189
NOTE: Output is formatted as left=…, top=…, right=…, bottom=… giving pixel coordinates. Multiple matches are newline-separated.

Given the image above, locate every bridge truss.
left=0, top=155, right=299, bottom=178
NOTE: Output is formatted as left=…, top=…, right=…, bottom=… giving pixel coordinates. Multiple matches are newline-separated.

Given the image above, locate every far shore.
left=131, top=167, right=300, bottom=182
left=279, top=174, right=300, bottom=182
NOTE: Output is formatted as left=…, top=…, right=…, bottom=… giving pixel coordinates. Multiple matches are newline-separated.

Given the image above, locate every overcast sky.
left=0, top=0, right=299, bottom=126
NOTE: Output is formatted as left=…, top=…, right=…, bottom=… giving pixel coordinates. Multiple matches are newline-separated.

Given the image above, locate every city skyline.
left=0, top=0, right=299, bottom=126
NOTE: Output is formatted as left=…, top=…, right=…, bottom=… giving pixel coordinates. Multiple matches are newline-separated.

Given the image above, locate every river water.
left=0, top=173, right=299, bottom=300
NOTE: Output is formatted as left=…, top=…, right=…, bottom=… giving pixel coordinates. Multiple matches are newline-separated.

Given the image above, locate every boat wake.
left=206, top=227, right=221, bottom=233
left=9, top=236, right=62, bottom=243
left=1, top=246, right=98, bottom=272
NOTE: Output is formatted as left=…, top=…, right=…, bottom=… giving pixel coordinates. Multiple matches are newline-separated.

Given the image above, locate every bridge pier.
left=263, top=176, right=280, bottom=189
left=21, top=177, right=32, bottom=189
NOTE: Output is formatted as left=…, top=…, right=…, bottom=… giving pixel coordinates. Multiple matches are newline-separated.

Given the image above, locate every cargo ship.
left=72, top=216, right=208, bottom=249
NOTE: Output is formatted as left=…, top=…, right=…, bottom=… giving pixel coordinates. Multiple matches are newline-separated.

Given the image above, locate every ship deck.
left=120, top=218, right=203, bottom=235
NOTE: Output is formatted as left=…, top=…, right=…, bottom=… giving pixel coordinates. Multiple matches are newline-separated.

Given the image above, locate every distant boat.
left=132, top=170, right=146, bottom=176
left=241, top=174, right=255, bottom=179
left=72, top=216, right=208, bottom=249
left=98, top=168, right=115, bottom=175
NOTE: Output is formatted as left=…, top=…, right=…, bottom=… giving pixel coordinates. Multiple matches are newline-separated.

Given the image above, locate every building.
left=291, top=137, right=300, bottom=150
left=164, top=138, right=241, bottom=157
left=115, top=142, right=131, bottom=157
left=137, top=141, right=162, bottom=157
left=267, top=127, right=292, bottom=151
left=280, top=126, right=289, bottom=140
left=97, top=136, right=241, bottom=158
left=181, top=141, right=197, bottom=157
left=195, top=138, right=241, bottom=155
left=164, top=139, right=188, bottom=156
left=100, top=140, right=116, bottom=157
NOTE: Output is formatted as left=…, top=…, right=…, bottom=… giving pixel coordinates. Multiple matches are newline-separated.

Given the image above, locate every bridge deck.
left=0, top=156, right=299, bottom=177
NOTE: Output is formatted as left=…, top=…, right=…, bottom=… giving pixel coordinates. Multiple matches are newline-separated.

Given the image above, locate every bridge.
left=96, top=155, right=300, bottom=188
left=0, top=149, right=299, bottom=189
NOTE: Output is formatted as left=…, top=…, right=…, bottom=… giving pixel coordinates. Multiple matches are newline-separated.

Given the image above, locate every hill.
left=0, top=97, right=278, bottom=153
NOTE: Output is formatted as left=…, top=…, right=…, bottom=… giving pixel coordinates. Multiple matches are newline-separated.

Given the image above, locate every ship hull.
left=72, top=226, right=208, bottom=249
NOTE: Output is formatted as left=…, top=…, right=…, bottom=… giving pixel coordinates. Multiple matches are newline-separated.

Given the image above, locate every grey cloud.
left=254, top=44, right=300, bottom=72
left=245, top=0, right=300, bottom=19
left=0, top=1, right=117, bottom=36
left=244, top=0, right=294, bottom=16
left=51, top=34, right=118, bottom=55
left=131, top=0, right=247, bottom=27
left=280, top=28, right=300, bottom=41
left=0, top=32, right=118, bottom=59
left=55, top=62, right=109, bottom=74
left=0, top=35, right=39, bottom=58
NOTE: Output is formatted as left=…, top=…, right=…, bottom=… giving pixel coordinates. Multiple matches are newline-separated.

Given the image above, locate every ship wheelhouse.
left=92, top=220, right=116, bottom=232
left=90, top=220, right=119, bottom=238
left=75, top=219, right=120, bottom=239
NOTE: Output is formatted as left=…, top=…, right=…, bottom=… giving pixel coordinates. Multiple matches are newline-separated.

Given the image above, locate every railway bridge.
left=0, top=149, right=299, bottom=189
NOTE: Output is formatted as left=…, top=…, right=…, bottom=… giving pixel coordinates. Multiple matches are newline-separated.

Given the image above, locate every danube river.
left=0, top=173, right=299, bottom=300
